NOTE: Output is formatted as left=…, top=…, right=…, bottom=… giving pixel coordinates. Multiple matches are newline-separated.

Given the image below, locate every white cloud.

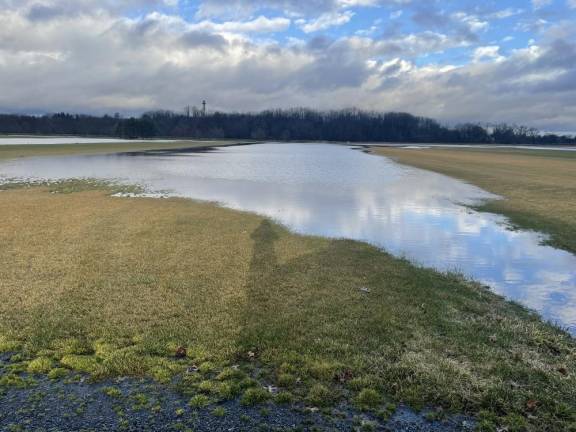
left=191, top=16, right=291, bottom=34
left=196, top=0, right=405, bottom=18
left=472, top=45, right=504, bottom=63
left=532, top=0, right=552, bottom=9
left=489, top=8, right=524, bottom=19
left=297, top=11, right=354, bottom=33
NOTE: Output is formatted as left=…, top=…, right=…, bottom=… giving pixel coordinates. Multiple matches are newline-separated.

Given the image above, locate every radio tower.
left=202, top=100, right=207, bottom=116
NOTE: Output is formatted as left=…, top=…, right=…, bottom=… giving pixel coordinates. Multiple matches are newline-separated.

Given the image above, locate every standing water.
left=1, top=143, right=575, bottom=333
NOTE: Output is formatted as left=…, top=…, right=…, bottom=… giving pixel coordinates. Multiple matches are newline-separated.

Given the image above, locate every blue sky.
left=0, top=0, right=575, bottom=131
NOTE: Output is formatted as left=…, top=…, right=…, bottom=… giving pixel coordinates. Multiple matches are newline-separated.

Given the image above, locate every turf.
left=0, top=139, right=252, bottom=161
left=0, top=183, right=574, bottom=431
left=371, top=147, right=576, bottom=254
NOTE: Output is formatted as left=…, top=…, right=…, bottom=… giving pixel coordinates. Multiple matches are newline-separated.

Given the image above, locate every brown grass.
left=372, top=147, right=576, bottom=253
left=0, top=185, right=575, bottom=430
left=0, top=140, right=252, bottom=161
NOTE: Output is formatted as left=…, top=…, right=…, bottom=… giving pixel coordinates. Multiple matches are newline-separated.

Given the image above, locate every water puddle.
left=1, top=143, right=575, bottom=333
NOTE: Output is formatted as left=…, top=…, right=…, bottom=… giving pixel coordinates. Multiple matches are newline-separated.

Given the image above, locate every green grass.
left=0, top=184, right=575, bottom=431
left=372, top=146, right=576, bottom=254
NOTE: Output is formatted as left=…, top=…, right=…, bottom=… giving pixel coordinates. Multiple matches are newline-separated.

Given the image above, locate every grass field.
left=0, top=139, right=252, bottom=161
left=371, top=147, right=576, bottom=254
left=0, top=181, right=575, bottom=431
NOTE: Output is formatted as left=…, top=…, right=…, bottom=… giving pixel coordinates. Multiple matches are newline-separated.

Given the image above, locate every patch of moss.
left=27, top=357, right=53, bottom=374
left=0, top=374, right=36, bottom=389
left=151, top=366, right=174, bottom=384
left=0, top=336, right=21, bottom=353
left=131, top=392, right=149, bottom=410
left=102, top=386, right=122, bottom=398
left=47, top=368, right=69, bottom=380
left=60, top=355, right=100, bottom=374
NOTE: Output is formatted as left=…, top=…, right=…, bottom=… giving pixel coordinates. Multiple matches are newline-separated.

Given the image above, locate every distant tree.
left=0, top=109, right=574, bottom=145
left=115, top=117, right=157, bottom=139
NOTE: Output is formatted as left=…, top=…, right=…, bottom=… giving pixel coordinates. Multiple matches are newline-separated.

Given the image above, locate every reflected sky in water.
left=1, top=143, right=575, bottom=334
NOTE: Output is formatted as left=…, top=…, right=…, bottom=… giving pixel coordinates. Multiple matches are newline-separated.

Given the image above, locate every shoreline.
left=370, top=146, right=576, bottom=255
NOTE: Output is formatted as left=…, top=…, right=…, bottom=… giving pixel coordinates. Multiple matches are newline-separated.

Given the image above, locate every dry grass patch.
left=0, top=140, right=251, bottom=161
left=0, top=184, right=575, bottom=431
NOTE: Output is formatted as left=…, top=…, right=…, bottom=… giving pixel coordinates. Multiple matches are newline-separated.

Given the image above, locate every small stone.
left=266, top=385, right=278, bottom=394
left=186, top=365, right=199, bottom=374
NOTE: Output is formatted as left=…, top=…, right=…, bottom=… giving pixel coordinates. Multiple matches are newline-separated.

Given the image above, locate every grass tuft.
left=307, top=384, right=335, bottom=407
left=26, top=357, right=53, bottom=374
left=355, top=389, right=382, bottom=410
left=240, top=387, right=270, bottom=406
left=189, top=394, right=211, bottom=408
left=60, top=355, right=100, bottom=374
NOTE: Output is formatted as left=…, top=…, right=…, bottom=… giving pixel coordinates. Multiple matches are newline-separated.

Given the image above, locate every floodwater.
left=1, top=143, right=575, bottom=333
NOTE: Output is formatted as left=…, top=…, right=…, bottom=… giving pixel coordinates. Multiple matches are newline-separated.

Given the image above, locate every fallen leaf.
left=526, top=399, right=539, bottom=412
left=175, top=346, right=187, bottom=358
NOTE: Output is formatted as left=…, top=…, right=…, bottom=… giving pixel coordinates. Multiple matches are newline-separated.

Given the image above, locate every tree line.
left=0, top=109, right=574, bottom=145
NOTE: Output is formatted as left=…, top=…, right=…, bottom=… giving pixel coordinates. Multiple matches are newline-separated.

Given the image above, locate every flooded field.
left=1, top=142, right=575, bottom=333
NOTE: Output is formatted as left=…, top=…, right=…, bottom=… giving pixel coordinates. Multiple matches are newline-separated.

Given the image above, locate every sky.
left=0, top=0, right=575, bottom=131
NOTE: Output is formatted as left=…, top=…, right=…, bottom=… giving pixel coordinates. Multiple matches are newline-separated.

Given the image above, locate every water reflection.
left=1, top=143, right=575, bottom=333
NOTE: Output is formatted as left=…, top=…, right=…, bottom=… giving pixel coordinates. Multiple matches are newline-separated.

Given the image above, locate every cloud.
left=196, top=0, right=405, bottom=17
left=191, top=16, right=291, bottom=33
left=411, top=7, right=488, bottom=43
left=0, top=0, right=575, bottom=132
left=532, top=0, right=552, bottom=9
left=12, top=0, right=179, bottom=20
left=488, top=8, right=524, bottom=19
left=297, top=11, right=354, bottom=33
left=472, top=46, right=504, bottom=63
